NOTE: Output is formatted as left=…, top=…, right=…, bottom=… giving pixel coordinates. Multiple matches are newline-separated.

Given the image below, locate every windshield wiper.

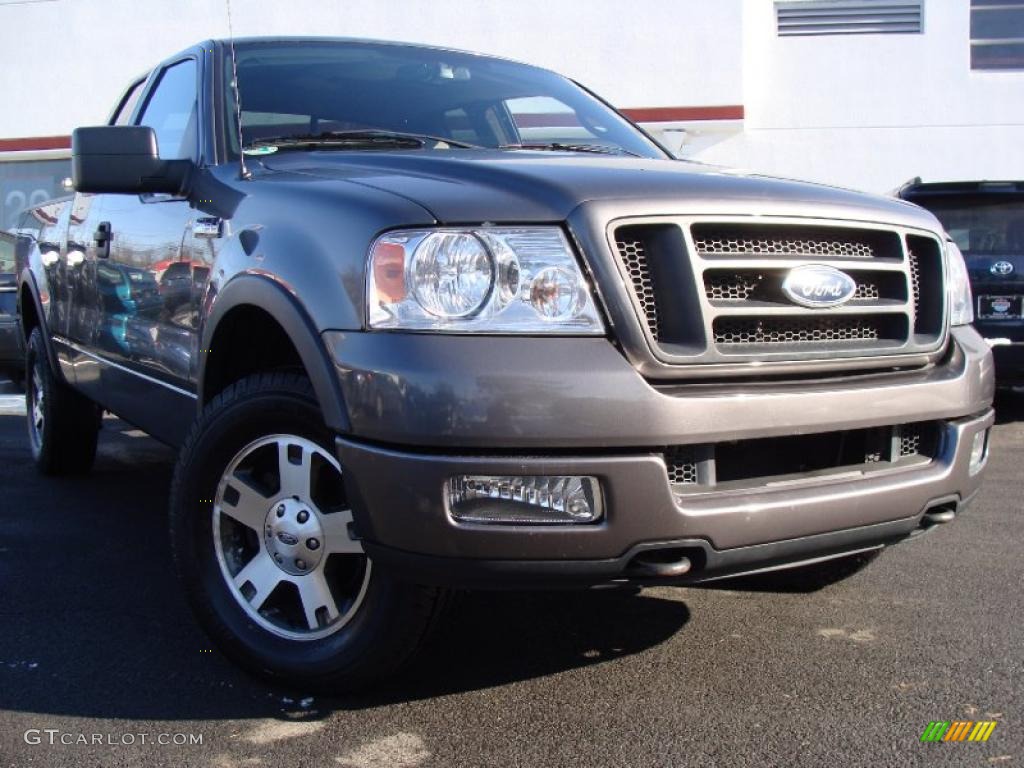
left=499, top=142, right=641, bottom=158
left=247, top=130, right=482, bottom=151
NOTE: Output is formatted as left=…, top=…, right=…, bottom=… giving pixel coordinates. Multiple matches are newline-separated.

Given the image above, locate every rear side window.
left=138, top=59, right=198, bottom=160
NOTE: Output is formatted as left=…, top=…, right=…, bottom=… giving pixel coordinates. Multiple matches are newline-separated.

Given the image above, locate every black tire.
left=169, top=371, right=447, bottom=691
left=25, top=328, right=99, bottom=475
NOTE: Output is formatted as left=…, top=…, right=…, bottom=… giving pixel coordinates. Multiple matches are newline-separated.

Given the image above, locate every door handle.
left=94, top=221, right=112, bottom=259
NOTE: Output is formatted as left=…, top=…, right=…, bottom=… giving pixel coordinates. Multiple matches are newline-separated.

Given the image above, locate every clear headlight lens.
left=367, top=227, right=605, bottom=333
left=409, top=232, right=493, bottom=318
left=946, top=241, right=974, bottom=326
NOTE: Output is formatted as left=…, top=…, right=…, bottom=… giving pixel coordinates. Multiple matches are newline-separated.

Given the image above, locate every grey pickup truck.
left=14, top=37, right=993, bottom=690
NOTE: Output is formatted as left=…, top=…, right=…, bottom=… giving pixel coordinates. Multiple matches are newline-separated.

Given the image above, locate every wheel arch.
left=18, top=269, right=61, bottom=379
left=199, top=274, right=350, bottom=434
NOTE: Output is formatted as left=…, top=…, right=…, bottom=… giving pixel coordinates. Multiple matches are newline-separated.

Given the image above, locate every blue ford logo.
left=782, top=265, right=858, bottom=308
left=276, top=532, right=299, bottom=546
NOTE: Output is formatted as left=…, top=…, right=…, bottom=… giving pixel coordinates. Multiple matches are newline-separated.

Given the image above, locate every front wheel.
left=169, top=372, right=447, bottom=691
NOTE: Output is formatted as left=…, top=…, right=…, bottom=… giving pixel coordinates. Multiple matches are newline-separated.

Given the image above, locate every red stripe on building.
left=621, top=105, right=744, bottom=122
left=0, top=135, right=72, bottom=152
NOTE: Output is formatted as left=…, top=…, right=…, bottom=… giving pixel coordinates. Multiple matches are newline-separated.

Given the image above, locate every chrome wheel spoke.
left=219, top=477, right=272, bottom=532
left=297, top=571, right=340, bottom=630
left=233, top=552, right=282, bottom=610
left=320, top=509, right=362, bottom=554
left=277, top=440, right=313, bottom=498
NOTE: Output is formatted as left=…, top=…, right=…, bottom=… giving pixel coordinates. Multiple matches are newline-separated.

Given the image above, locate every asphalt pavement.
left=0, top=378, right=1021, bottom=768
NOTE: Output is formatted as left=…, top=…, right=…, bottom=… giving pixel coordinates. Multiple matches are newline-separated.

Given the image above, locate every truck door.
left=85, top=57, right=200, bottom=438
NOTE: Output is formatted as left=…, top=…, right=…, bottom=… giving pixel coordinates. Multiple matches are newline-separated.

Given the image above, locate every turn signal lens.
left=446, top=475, right=603, bottom=525
left=969, top=429, right=989, bottom=474
left=946, top=241, right=974, bottom=326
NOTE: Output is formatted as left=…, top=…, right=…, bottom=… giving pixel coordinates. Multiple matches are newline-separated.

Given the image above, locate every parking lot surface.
left=0, top=381, right=1021, bottom=768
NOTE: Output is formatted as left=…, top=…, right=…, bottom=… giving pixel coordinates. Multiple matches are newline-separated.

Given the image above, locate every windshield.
left=225, top=41, right=665, bottom=159
left=913, top=195, right=1024, bottom=256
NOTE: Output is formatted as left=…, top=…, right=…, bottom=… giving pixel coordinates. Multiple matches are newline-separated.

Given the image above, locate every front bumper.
left=326, top=326, right=994, bottom=587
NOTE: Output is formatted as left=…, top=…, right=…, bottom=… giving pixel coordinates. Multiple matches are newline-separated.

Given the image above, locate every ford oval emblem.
left=991, top=261, right=1014, bottom=276
left=276, top=532, right=299, bottom=546
left=781, top=265, right=858, bottom=308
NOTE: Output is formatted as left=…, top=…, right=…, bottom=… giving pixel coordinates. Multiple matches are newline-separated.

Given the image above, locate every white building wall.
left=0, top=0, right=744, bottom=139
left=696, top=0, right=1024, bottom=192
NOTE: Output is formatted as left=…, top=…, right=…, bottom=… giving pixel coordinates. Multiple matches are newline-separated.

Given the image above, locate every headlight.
left=945, top=241, right=973, bottom=326
left=367, top=227, right=605, bottom=333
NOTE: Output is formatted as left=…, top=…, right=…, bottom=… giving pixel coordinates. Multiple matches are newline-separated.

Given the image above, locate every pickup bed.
left=14, top=37, right=994, bottom=690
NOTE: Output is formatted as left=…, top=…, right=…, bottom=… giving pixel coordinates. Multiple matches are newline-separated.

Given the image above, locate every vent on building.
left=776, top=0, right=923, bottom=36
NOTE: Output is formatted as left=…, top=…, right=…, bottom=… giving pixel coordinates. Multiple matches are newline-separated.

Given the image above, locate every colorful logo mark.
left=920, top=721, right=997, bottom=743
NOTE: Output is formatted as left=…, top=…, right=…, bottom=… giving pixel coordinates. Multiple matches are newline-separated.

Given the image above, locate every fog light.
left=969, top=429, right=989, bottom=474
left=446, top=475, right=603, bottom=525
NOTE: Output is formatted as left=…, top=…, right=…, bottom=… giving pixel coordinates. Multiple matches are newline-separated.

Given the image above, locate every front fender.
left=199, top=272, right=351, bottom=433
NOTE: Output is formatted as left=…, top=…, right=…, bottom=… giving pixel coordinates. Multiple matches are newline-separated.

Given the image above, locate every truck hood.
left=257, top=150, right=940, bottom=230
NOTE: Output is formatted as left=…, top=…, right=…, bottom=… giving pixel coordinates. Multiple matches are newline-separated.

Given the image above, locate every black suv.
left=899, top=179, right=1024, bottom=383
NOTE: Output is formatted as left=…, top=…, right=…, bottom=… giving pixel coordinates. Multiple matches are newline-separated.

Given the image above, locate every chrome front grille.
left=611, top=217, right=947, bottom=373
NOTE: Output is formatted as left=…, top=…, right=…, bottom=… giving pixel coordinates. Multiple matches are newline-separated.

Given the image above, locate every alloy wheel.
left=213, top=434, right=370, bottom=641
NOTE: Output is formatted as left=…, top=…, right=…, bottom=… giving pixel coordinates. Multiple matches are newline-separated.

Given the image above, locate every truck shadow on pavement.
left=0, top=412, right=690, bottom=721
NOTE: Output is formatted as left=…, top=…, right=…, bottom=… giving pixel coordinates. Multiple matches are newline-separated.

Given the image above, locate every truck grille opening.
left=704, top=270, right=889, bottom=303
left=615, top=236, right=661, bottom=340
left=690, top=223, right=901, bottom=260
left=713, top=316, right=906, bottom=346
left=664, top=421, right=941, bottom=490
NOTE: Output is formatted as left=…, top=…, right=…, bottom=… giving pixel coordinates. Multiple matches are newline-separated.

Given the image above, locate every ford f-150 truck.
left=15, top=38, right=994, bottom=690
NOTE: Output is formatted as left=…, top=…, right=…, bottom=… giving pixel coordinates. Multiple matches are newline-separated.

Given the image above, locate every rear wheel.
left=170, top=372, right=447, bottom=690
left=25, top=328, right=99, bottom=474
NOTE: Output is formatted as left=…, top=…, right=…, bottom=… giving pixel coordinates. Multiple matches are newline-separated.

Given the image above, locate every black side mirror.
left=72, top=126, right=192, bottom=196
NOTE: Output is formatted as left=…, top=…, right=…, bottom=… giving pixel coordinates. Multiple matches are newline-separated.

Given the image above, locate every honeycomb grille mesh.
left=854, top=281, right=880, bottom=300
left=705, top=273, right=761, bottom=301
left=665, top=448, right=698, bottom=484
left=897, top=422, right=937, bottom=458
left=908, top=248, right=922, bottom=320
left=616, top=238, right=660, bottom=340
left=714, top=317, right=882, bottom=345
left=694, top=234, right=875, bottom=259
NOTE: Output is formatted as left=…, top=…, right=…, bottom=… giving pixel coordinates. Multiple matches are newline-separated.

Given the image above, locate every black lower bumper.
left=362, top=515, right=941, bottom=589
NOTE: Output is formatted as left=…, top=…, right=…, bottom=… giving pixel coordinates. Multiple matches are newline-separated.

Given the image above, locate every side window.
left=112, top=79, right=147, bottom=126
left=138, top=59, right=198, bottom=160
